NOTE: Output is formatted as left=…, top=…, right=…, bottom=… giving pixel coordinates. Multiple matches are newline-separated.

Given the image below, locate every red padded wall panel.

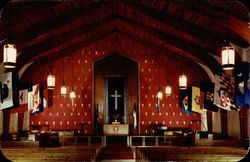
left=19, top=35, right=209, bottom=135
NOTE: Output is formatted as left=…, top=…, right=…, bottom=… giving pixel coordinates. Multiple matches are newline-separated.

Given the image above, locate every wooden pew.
left=136, top=147, right=247, bottom=161
left=1, top=146, right=99, bottom=161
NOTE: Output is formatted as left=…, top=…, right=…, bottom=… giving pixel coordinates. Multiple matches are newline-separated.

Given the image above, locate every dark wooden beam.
left=115, top=16, right=222, bottom=74
left=20, top=30, right=116, bottom=81
left=13, top=1, right=112, bottom=50
left=16, top=16, right=116, bottom=70
left=117, top=29, right=222, bottom=75
left=121, top=0, right=249, bottom=49
left=120, top=0, right=224, bottom=53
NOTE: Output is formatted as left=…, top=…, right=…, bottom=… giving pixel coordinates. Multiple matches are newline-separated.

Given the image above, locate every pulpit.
left=103, top=124, right=129, bottom=135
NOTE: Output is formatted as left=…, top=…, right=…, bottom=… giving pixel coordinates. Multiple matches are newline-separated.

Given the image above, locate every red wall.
left=20, top=35, right=209, bottom=134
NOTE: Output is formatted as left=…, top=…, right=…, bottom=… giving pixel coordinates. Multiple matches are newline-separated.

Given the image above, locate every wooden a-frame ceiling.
left=0, top=0, right=249, bottom=75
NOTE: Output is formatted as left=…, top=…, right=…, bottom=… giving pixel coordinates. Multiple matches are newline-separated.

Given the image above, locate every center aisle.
left=96, top=136, right=135, bottom=162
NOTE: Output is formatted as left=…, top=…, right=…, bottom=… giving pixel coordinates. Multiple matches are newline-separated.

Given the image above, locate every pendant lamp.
left=179, top=73, right=187, bottom=90
left=70, top=54, right=76, bottom=99
left=165, top=84, right=172, bottom=96
left=157, top=90, right=163, bottom=100
left=3, top=18, right=16, bottom=68
left=47, top=54, right=55, bottom=89
left=3, top=44, right=17, bottom=68
left=61, top=56, right=67, bottom=95
left=221, top=1, right=235, bottom=70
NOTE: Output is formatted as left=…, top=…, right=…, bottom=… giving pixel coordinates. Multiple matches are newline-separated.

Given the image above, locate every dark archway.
left=94, top=53, right=138, bottom=134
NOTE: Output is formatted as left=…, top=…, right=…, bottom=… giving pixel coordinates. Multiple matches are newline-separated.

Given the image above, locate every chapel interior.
left=0, top=0, right=250, bottom=161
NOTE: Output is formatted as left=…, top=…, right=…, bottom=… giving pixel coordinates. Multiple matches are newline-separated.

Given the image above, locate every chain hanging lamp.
left=179, top=7, right=187, bottom=90
left=60, top=33, right=67, bottom=95
left=69, top=53, right=76, bottom=99
left=221, top=1, right=235, bottom=70
left=47, top=53, right=55, bottom=89
left=3, top=17, right=17, bottom=68
left=157, top=90, right=163, bottom=99
left=179, top=71, right=187, bottom=90
left=60, top=59, right=67, bottom=96
left=165, top=35, right=172, bottom=96
left=47, top=8, right=55, bottom=89
left=165, top=84, right=172, bottom=96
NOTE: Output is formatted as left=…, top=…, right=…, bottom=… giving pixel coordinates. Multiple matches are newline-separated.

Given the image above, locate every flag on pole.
left=181, top=89, right=192, bottom=114
left=40, top=88, right=47, bottom=110
left=218, top=75, right=231, bottom=111
left=243, top=62, right=250, bottom=108
left=214, top=75, right=221, bottom=106
left=200, top=81, right=218, bottom=112
left=28, top=84, right=40, bottom=114
left=133, top=103, right=137, bottom=128
left=94, top=104, right=99, bottom=134
left=228, top=76, right=240, bottom=111
left=19, top=89, right=28, bottom=105
left=214, top=74, right=231, bottom=111
left=0, top=72, right=13, bottom=110
left=235, top=63, right=245, bottom=106
left=189, top=86, right=205, bottom=114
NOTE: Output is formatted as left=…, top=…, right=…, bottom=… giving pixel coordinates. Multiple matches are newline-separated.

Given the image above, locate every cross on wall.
left=110, top=90, right=122, bottom=110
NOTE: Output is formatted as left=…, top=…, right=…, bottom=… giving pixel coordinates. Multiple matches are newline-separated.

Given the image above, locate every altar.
left=103, top=124, right=129, bottom=136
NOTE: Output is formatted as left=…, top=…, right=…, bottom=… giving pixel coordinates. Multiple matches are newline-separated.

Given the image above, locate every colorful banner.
left=200, top=81, right=218, bottom=112
left=190, top=86, right=204, bottom=114
left=0, top=72, right=13, bottom=109
left=181, top=89, right=192, bottom=114
left=19, top=89, right=28, bottom=105
left=28, top=84, right=40, bottom=113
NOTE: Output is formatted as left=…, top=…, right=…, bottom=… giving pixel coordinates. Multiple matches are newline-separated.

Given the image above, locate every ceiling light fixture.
left=221, top=0, right=235, bottom=70
left=3, top=16, right=16, bottom=68
left=69, top=53, right=76, bottom=99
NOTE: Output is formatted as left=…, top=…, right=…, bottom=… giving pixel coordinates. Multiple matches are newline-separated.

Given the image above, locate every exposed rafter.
left=0, top=0, right=249, bottom=76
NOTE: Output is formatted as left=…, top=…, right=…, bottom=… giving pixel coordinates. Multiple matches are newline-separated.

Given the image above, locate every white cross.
left=111, top=90, right=121, bottom=110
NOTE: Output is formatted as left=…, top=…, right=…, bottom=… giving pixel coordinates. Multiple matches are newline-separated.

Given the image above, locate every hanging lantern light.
left=47, top=74, right=55, bottom=89
left=3, top=44, right=17, bottom=68
left=60, top=58, right=67, bottom=96
left=165, top=85, right=172, bottom=96
left=70, top=49, right=76, bottom=99
left=70, top=90, right=76, bottom=99
left=60, top=85, right=67, bottom=96
left=221, top=1, right=235, bottom=71
left=221, top=46, right=235, bottom=70
left=179, top=74, right=187, bottom=90
left=47, top=53, right=55, bottom=89
left=157, top=90, right=163, bottom=100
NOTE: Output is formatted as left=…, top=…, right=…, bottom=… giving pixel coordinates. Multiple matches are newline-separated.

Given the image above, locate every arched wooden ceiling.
left=0, top=0, right=249, bottom=75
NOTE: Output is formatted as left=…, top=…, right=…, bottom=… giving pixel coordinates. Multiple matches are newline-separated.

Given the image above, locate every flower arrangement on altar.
left=111, top=111, right=120, bottom=122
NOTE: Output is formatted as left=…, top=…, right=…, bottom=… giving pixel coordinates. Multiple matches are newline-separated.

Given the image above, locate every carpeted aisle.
left=97, top=145, right=134, bottom=160
left=97, top=137, right=134, bottom=161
